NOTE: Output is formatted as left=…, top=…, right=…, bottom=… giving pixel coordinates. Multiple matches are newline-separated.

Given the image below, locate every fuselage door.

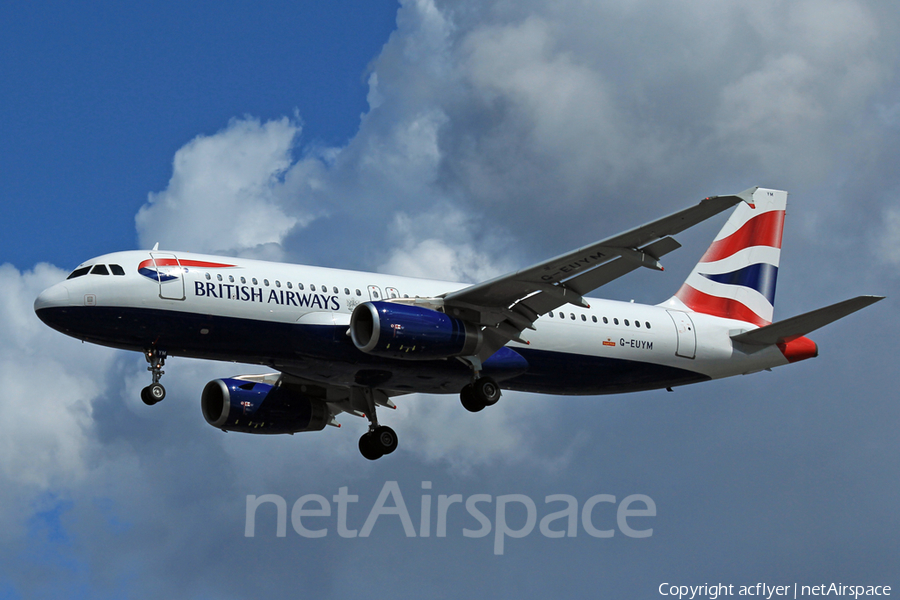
left=150, top=252, right=186, bottom=300
left=367, top=285, right=383, bottom=301
left=667, top=310, right=696, bottom=359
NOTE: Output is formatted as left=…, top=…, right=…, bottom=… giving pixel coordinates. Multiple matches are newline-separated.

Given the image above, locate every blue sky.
left=2, top=1, right=899, bottom=598
left=1, top=0, right=397, bottom=269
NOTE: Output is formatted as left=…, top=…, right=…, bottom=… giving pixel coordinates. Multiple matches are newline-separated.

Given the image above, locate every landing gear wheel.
left=460, top=384, right=486, bottom=413
left=473, top=376, right=501, bottom=406
left=141, top=383, right=166, bottom=406
left=358, top=425, right=398, bottom=460
left=359, top=431, right=385, bottom=461
left=374, top=425, right=398, bottom=455
left=142, top=348, right=167, bottom=406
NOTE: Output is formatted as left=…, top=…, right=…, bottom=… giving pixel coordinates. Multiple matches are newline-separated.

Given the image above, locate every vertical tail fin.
left=670, top=188, right=788, bottom=326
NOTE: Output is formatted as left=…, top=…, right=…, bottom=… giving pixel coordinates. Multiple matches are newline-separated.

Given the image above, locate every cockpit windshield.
left=67, top=266, right=91, bottom=280
left=66, top=264, right=126, bottom=279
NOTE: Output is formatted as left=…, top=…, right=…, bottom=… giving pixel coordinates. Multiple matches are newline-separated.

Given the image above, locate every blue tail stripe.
left=700, top=263, right=778, bottom=305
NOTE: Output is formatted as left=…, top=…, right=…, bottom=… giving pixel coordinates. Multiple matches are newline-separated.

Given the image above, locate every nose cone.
left=34, top=283, right=70, bottom=323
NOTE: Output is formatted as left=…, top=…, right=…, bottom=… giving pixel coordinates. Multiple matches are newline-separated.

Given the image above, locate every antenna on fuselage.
left=152, top=242, right=159, bottom=251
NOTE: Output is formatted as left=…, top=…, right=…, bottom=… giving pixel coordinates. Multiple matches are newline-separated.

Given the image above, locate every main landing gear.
left=354, top=388, right=398, bottom=461
left=459, top=376, right=501, bottom=413
left=141, top=348, right=167, bottom=406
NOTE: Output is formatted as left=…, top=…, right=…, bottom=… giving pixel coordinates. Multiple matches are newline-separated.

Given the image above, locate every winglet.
left=735, top=186, right=759, bottom=208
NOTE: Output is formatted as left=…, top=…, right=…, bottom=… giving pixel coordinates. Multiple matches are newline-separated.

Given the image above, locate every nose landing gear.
left=141, top=348, right=167, bottom=406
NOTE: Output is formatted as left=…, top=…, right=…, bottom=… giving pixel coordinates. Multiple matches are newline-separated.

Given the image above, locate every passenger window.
left=241, top=277, right=246, bottom=284
left=229, top=275, right=234, bottom=283
left=570, top=313, right=575, bottom=320
left=592, top=316, right=597, bottom=323
left=67, top=266, right=91, bottom=280
left=287, top=282, right=292, bottom=289
left=110, top=264, right=125, bottom=276
left=624, top=319, right=630, bottom=326
left=614, top=318, right=619, bottom=325
left=298, top=283, right=304, bottom=290
left=603, top=317, right=608, bottom=324
left=276, top=280, right=281, bottom=288
left=581, top=314, right=587, bottom=321
left=344, top=288, right=350, bottom=295
left=548, top=311, right=554, bottom=318
left=91, top=265, right=109, bottom=276
left=356, top=289, right=361, bottom=296
left=206, top=273, right=211, bottom=280
left=217, top=274, right=222, bottom=281
left=311, top=285, right=316, bottom=291
left=636, top=321, right=641, bottom=328
left=333, top=286, right=339, bottom=294
left=264, top=279, right=270, bottom=286
left=646, top=322, right=651, bottom=329
left=252, top=278, right=258, bottom=285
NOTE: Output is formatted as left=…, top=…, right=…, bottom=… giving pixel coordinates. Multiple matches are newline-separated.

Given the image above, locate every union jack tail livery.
left=673, top=187, right=786, bottom=327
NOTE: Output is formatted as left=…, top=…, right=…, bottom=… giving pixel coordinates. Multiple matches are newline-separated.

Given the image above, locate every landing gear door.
left=667, top=310, right=696, bottom=359
left=150, top=252, right=185, bottom=300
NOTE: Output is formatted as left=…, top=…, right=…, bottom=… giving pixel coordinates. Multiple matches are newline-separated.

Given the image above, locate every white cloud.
left=0, top=264, right=116, bottom=490
left=0, top=263, right=119, bottom=550
left=378, top=205, right=514, bottom=282
left=135, top=117, right=315, bottom=259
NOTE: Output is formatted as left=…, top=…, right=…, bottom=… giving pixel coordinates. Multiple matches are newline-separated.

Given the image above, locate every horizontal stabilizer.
left=731, top=295, right=884, bottom=346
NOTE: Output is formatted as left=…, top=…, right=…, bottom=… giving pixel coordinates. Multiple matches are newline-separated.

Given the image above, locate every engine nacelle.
left=201, top=378, right=329, bottom=434
left=349, top=301, right=482, bottom=360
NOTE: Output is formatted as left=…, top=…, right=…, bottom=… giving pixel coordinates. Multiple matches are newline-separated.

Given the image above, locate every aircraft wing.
left=237, top=370, right=409, bottom=425
left=439, top=188, right=757, bottom=361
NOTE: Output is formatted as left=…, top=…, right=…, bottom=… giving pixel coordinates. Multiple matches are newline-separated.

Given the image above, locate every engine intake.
left=350, top=301, right=482, bottom=360
left=201, top=378, right=329, bottom=434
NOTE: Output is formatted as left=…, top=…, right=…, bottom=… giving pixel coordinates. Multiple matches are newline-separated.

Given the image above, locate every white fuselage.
left=35, top=249, right=790, bottom=397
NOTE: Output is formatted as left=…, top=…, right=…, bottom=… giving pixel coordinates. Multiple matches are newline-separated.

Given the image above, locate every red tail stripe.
left=675, top=284, right=770, bottom=327
left=699, top=210, right=785, bottom=263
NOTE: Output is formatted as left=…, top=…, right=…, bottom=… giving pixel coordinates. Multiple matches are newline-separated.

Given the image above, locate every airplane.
left=34, top=187, right=883, bottom=460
